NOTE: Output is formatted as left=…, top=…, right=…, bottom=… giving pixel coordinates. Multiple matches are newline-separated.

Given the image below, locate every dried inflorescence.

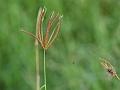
left=21, top=7, right=63, bottom=50
left=100, top=58, right=120, bottom=80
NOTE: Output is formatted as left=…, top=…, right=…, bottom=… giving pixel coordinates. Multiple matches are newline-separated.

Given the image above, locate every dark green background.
left=0, top=0, right=120, bottom=90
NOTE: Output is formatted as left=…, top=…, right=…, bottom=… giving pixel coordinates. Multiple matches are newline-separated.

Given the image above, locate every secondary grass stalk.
left=35, top=39, right=40, bottom=90
left=43, top=49, right=47, bottom=90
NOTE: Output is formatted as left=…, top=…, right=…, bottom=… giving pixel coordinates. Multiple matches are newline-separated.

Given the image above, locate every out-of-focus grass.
left=0, top=0, right=120, bottom=90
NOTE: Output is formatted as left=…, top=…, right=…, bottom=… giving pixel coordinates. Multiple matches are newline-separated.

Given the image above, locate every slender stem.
left=35, top=39, right=40, bottom=90
left=43, top=49, right=47, bottom=90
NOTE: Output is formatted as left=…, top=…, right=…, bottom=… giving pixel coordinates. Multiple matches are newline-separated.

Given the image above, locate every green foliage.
left=0, top=0, right=120, bottom=90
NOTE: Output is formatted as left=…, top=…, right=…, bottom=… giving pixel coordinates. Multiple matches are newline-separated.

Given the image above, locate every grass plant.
left=21, top=7, right=63, bottom=90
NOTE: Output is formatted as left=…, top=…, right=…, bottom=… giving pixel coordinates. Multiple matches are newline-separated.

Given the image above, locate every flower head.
left=21, top=7, right=63, bottom=50
left=100, top=58, right=120, bottom=80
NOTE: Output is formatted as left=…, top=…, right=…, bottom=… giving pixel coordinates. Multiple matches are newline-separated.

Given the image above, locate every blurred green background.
left=0, top=0, right=120, bottom=90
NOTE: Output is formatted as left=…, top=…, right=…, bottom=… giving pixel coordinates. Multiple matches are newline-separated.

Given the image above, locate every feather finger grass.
left=21, top=7, right=63, bottom=90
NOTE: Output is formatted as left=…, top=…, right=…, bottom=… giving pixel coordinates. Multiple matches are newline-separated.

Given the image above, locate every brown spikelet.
left=44, top=13, right=62, bottom=49
left=20, top=29, right=41, bottom=45
left=36, top=8, right=46, bottom=47
left=46, top=18, right=62, bottom=49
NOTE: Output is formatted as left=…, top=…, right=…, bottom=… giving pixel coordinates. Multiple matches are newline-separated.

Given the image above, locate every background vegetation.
left=0, top=0, right=120, bottom=90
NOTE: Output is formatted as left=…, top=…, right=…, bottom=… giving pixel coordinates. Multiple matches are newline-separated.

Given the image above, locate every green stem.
left=43, top=49, right=47, bottom=90
left=35, top=40, right=40, bottom=90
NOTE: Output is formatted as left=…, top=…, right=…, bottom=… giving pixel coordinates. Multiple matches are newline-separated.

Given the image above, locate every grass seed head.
left=21, top=7, right=63, bottom=50
left=100, top=58, right=120, bottom=80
